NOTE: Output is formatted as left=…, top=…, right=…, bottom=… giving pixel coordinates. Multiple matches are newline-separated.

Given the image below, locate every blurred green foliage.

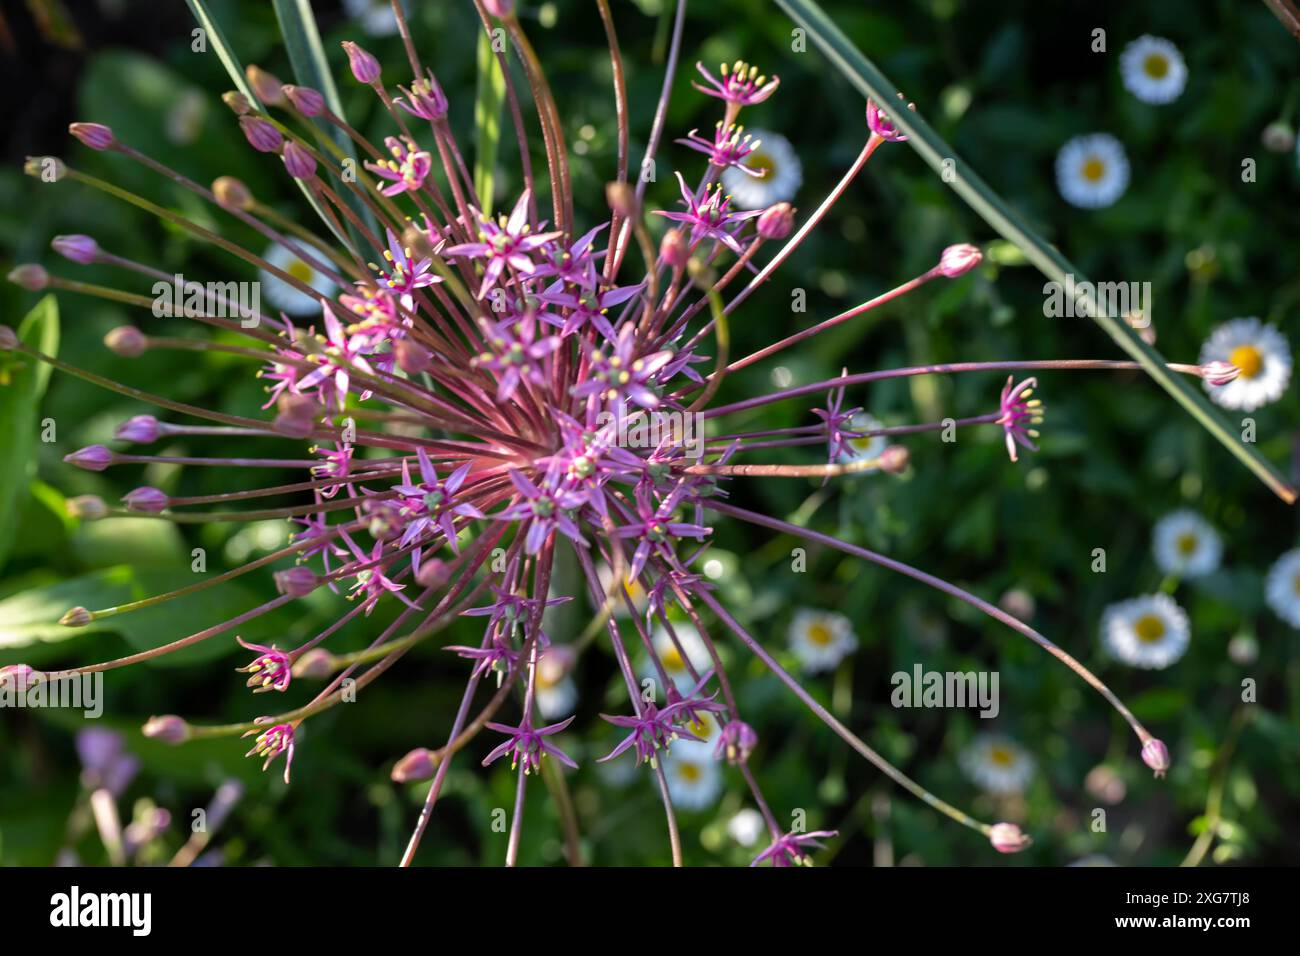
left=1, top=0, right=1298, bottom=866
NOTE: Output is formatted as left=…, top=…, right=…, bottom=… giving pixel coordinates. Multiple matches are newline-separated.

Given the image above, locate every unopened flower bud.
left=213, top=176, right=254, bottom=212
left=222, top=91, right=252, bottom=115
left=483, top=0, right=515, bottom=16
left=1200, top=360, right=1240, bottom=387
left=0, top=664, right=37, bottom=690
left=292, top=648, right=336, bottom=679
left=64, top=445, right=113, bottom=472
left=938, top=243, right=982, bottom=278
left=756, top=202, right=795, bottom=240
left=659, top=228, right=689, bottom=269
left=998, top=587, right=1036, bottom=621
left=342, top=41, right=381, bottom=85
left=392, top=747, right=438, bottom=783
left=0, top=326, right=16, bottom=350
left=989, top=822, right=1031, bottom=853
left=67, top=495, right=108, bottom=520
left=274, top=566, right=320, bottom=598
left=123, top=486, right=168, bottom=513
left=274, top=393, right=322, bottom=438
left=59, top=606, right=93, bottom=627
left=105, top=325, right=147, bottom=357
left=69, top=122, right=116, bottom=151
left=605, top=181, right=638, bottom=219
left=866, top=96, right=911, bottom=143
left=52, top=234, right=100, bottom=264
left=246, top=64, right=285, bottom=106
left=8, top=264, right=49, bottom=291
left=415, top=558, right=451, bottom=589
left=878, top=444, right=910, bottom=474
left=716, top=720, right=758, bottom=764
left=1262, top=120, right=1295, bottom=153
left=283, top=84, right=326, bottom=117
left=281, top=140, right=317, bottom=180
left=24, top=156, right=66, bottom=181
left=143, top=714, right=190, bottom=744
left=239, top=116, right=283, bottom=153
left=1141, top=738, right=1170, bottom=778
left=395, top=338, right=433, bottom=375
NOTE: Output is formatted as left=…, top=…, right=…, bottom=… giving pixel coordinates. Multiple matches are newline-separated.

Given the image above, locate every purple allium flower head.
left=236, top=637, right=293, bottom=693
left=445, top=189, right=561, bottom=298
left=996, top=376, right=1045, bottom=463
left=598, top=700, right=702, bottom=767
left=678, top=122, right=763, bottom=173
left=866, top=96, right=912, bottom=142
left=655, top=173, right=762, bottom=255
left=571, top=323, right=673, bottom=410
left=717, top=719, right=759, bottom=764
left=483, top=715, right=578, bottom=775
left=365, top=136, right=433, bottom=197
left=751, top=829, right=838, bottom=866
left=243, top=719, right=297, bottom=783
left=692, top=60, right=780, bottom=107
left=396, top=73, right=450, bottom=122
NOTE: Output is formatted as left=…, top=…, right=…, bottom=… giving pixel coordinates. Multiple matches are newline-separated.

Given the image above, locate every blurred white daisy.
left=720, top=129, right=802, bottom=210
left=1265, top=548, right=1300, bottom=627
left=259, top=243, right=337, bottom=316
left=959, top=735, right=1035, bottom=795
left=1068, top=855, right=1118, bottom=867
left=1120, top=36, right=1187, bottom=104
left=663, top=744, right=723, bottom=810
left=1100, top=593, right=1190, bottom=669
left=1198, top=317, right=1291, bottom=412
left=838, top=412, right=887, bottom=464
left=534, top=647, right=577, bottom=720
left=1055, top=134, right=1129, bottom=209
left=727, top=807, right=767, bottom=847
left=1152, top=510, right=1222, bottom=578
left=644, top=621, right=712, bottom=693
left=788, top=608, right=857, bottom=673
left=595, top=563, right=649, bottom=618
left=342, top=0, right=399, bottom=36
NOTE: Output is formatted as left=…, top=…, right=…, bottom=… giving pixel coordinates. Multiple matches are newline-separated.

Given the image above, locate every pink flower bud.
left=283, top=84, right=326, bottom=117
left=239, top=116, right=283, bottom=153
left=115, top=415, right=160, bottom=444
left=246, top=64, right=285, bottom=106
left=866, top=98, right=910, bottom=142
left=104, top=325, right=147, bottom=357
left=659, top=228, right=689, bottom=269
left=64, top=445, right=113, bottom=472
left=67, top=495, right=108, bottom=520
left=606, top=181, right=638, bottom=219
left=274, top=566, right=320, bottom=598
left=213, top=176, right=254, bottom=212
left=69, top=122, right=116, bottom=151
left=281, top=140, right=317, bottom=180
left=143, top=715, right=190, bottom=744
left=1141, top=738, right=1170, bottom=778
left=59, top=606, right=93, bottom=627
left=52, top=234, right=100, bottom=264
left=292, top=648, right=336, bottom=679
left=274, top=393, right=322, bottom=438
left=392, top=747, right=438, bottom=783
left=938, top=243, right=982, bottom=278
left=0, top=664, right=38, bottom=691
left=395, top=338, right=433, bottom=375
left=756, top=202, right=795, bottom=240
left=483, top=0, right=515, bottom=16
left=0, top=326, right=16, bottom=350
left=1200, top=360, right=1240, bottom=387
left=8, top=264, right=49, bottom=291
left=989, top=822, right=1031, bottom=853
left=123, top=486, right=169, bottom=513
left=222, top=91, right=252, bottom=115
left=342, top=41, right=381, bottom=85
left=878, top=444, right=910, bottom=474
left=415, top=558, right=451, bottom=589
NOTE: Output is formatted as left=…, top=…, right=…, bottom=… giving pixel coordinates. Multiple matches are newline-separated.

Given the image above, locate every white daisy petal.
left=643, top=622, right=712, bottom=693
left=839, top=412, right=887, bottom=464
left=1152, top=510, right=1222, bottom=578
left=788, top=608, right=857, bottom=673
left=726, top=808, right=766, bottom=847
left=1198, top=317, right=1291, bottom=412
left=1055, top=133, right=1129, bottom=209
left=259, top=243, right=337, bottom=316
left=959, top=735, right=1035, bottom=795
left=1265, top=548, right=1300, bottom=627
left=342, top=0, right=400, bottom=36
left=663, top=746, right=723, bottom=810
left=720, top=130, right=802, bottom=210
left=1100, top=593, right=1190, bottom=669
left=1120, top=36, right=1187, bottom=104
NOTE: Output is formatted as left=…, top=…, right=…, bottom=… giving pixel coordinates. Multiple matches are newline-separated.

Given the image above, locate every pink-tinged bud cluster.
left=693, top=60, right=780, bottom=108
left=1141, top=738, right=1171, bottom=778
left=989, top=822, right=1031, bottom=853
left=392, top=747, right=437, bottom=783
left=69, top=122, right=116, bottom=150
left=867, top=96, right=913, bottom=142
left=757, top=202, right=795, bottom=240
left=938, top=243, right=983, bottom=278
left=143, top=715, right=190, bottom=744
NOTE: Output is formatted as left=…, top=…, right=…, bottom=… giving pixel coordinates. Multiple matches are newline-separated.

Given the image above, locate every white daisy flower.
left=663, top=745, right=723, bottom=810
left=1265, top=548, right=1300, bottom=627
left=788, top=608, right=857, bottom=673
left=1055, top=134, right=1129, bottom=209
left=720, top=130, right=802, bottom=210
left=1120, top=36, right=1188, bottom=104
left=644, top=622, right=712, bottom=693
left=1152, top=510, right=1222, bottom=578
left=959, top=735, right=1035, bottom=795
left=839, top=413, right=887, bottom=464
left=1198, top=317, right=1292, bottom=412
left=1100, top=593, right=1190, bottom=669
left=342, top=0, right=400, bottom=36
left=595, top=563, right=649, bottom=619
left=259, top=243, right=337, bottom=316
left=534, top=647, right=577, bottom=720
left=726, top=808, right=766, bottom=847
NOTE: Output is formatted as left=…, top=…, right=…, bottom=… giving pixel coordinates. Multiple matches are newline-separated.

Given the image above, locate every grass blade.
left=473, top=27, right=507, bottom=218
left=775, top=0, right=1295, bottom=503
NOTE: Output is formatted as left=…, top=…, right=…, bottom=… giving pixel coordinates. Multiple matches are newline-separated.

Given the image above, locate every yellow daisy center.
left=678, top=761, right=703, bottom=782
left=1228, top=344, right=1263, bottom=379
left=662, top=647, right=686, bottom=671
left=988, top=746, right=1015, bottom=767
left=1292, top=572, right=1300, bottom=596
left=747, top=151, right=775, bottom=177
left=1143, top=53, right=1170, bottom=79
left=1176, top=533, right=1199, bottom=556
left=687, top=716, right=713, bottom=738
left=288, top=259, right=315, bottom=284
left=807, top=622, right=834, bottom=646
left=1134, top=613, right=1166, bottom=643
left=1081, top=156, right=1107, bottom=182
